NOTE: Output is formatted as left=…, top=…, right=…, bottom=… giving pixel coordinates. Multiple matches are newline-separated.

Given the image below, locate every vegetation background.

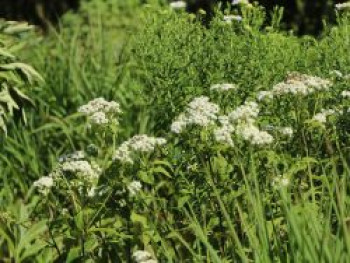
left=0, top=0, right=348, bottom=34
left=0, top=0, right=350, bottom=262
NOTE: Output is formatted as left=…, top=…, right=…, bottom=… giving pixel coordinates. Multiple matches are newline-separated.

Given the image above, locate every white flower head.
left=237, top=123, right=274, bottom=146
left=229, top=101, right=259, bottom=123
left=223, top=15, right=243, bottom=24
left=272, top=72, right=331, bottom=96
left=33, top=176, right=54, bottom=194
left=214, top=124, right=235, bottom=146
left=280, top=127, right=293, bottom=137
left=272, top=175, right=290, bottom=189
left=62, top=160, right=101, bottom=181
left=132, top=250, right=157, bottom=263
left=341, top=90, right=350, bottom=98
left=335, top=2, right=350, bottom=10
left=312, top=109, right=336, bottom=124
left=210, top=83, right=238, bottom=92
left=128, top=181, right=142, bottom=196
left=232, top=0, right=250, bottom=5
left=257, top=91, right=273, bottom=101
left=78, top=98, right=122, bottom=126
left=171, top=96, right=220, bottom=133
left=170, top=1, right=187, bottom=9
left=113, top=135, right=166, bottom=164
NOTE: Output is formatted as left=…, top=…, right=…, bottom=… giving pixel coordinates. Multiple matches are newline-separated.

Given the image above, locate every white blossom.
left=170, top=1, right=187, bottom=9
left=272, top=73, right=331, bottom=96
left=62, top=160, right=100, bottom=180
left=272, top=175, right=290, bottom=188
left=223, top=15, right=242, bottom=23
left=33, top=176, right=54, bottom=194
left=237, top=124, right=274, bottom=145
left=214, top=124, right=235, bottom=146
left=232, top=0, right=250, bottom=5
left=312, top=109, right=336, bottom=124
left=78, top=98, right=121, bottom=125
left=257, top=91, right=273, bottom=101
left=128, top=181, right=142, bottom=196
left=113, top=135, right=166, bottom=164
left=280, top=127, right=293, bottom=137
left=228, top=101, right=259, bottom=123
left=132, top=250, right=157, bottom=263
left=341, top=90, right=350, bottom=98
left=87, top=186, right=97, bottom=197
left=210, top=83, right=238, bottom=91
left=335, top=2, right=350, bottom=10
left=89, top=111, right=109, bottom=125
left=171, top=96, right=220, bottom=133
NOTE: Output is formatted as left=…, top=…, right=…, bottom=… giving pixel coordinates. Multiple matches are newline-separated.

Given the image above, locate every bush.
left=130, top=5, right=350, bottom=132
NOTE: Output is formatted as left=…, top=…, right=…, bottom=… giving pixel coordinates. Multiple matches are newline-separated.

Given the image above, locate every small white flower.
left=223, top=15, right=243, bottom=24
left=171, top=96, right=220, bottom=133
left=62, top=160, right=100, bottom=181
left=113, top=135, right=166, bottom=164
left=237, top=124, right=274, bottom=146
left=170, top=1, right=187, bottom=9
left=232, top=0, right=249, bottom=5
left=33, top=176, right=54, bottom=194
left=132, top=250, right=156, bottom=263
left=89, top=111, right=109, bottom=125
left=229, top=101, right=259, bottom=123
left=335, top=2, right=350, bottom=10
left=341, top=90, right=350, bottom=98
left=312, top=109, right=336, bottom=124
left=280, top=127, right=293, bottom=137
left=257, top=91, right=273, bottom=101
left=128, top=181, right=142, bottom=196
left=210, top=83, right=238, bottom=91
left=87, top=186, right=97, bottom=197
left=272, top=175, right=290, bottom=188
left=272, top=73, right=331, bottom=96
left=214, top=117, right=235, bottom=146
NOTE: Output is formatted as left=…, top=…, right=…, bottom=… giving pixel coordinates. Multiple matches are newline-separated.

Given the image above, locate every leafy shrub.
left=130, top=5, right=350, bottom=131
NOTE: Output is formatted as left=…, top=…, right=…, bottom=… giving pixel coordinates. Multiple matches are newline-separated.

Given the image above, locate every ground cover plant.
left=1, top=1, right=350, bottom=262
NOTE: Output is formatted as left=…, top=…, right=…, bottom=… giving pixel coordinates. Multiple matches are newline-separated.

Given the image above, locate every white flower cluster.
left=237, top=123, right=274, bottom=146
left=335, top=2, right=350, bottom=10
left=279, top=127, right=294, bottom=137
left=170, top=1, right=187, bottom=9
left=62, top=160, right=101, bottom=181
left=312, top=109, right=336, bottom=124
left=113, top=135, right=166, bottom=164
left=210, top=83, right=238, bottom=92
left=223, top=15, right=242, bottom=24
left=341, top=90, right=350, bottom=98
left=232, top=0, right=250, bottom=5
left=258, top=73, right=332, bottom=99
left=272, top=175, right=290, bottom=189
left=128, top=181, right=142, bottom=196
left=213, top=115, right=235, bottom=146
left=228, top=101, right=259, bottom=123
left=171, top=96, right=220, bottom=133
left=33, top=176, right=54, bottom=195
left=78, top=98, right=121, bottom=125
left=257, top=91, right=274, bottom=101
left=132, top=250, right=157, bottom=263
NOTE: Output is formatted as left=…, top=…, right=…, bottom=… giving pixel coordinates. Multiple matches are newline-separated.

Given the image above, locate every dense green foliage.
left=1, top=1, right=350, bottom=262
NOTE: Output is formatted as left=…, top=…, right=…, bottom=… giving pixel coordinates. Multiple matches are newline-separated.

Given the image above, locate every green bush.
left=130, top=5, right=350, bottom=131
